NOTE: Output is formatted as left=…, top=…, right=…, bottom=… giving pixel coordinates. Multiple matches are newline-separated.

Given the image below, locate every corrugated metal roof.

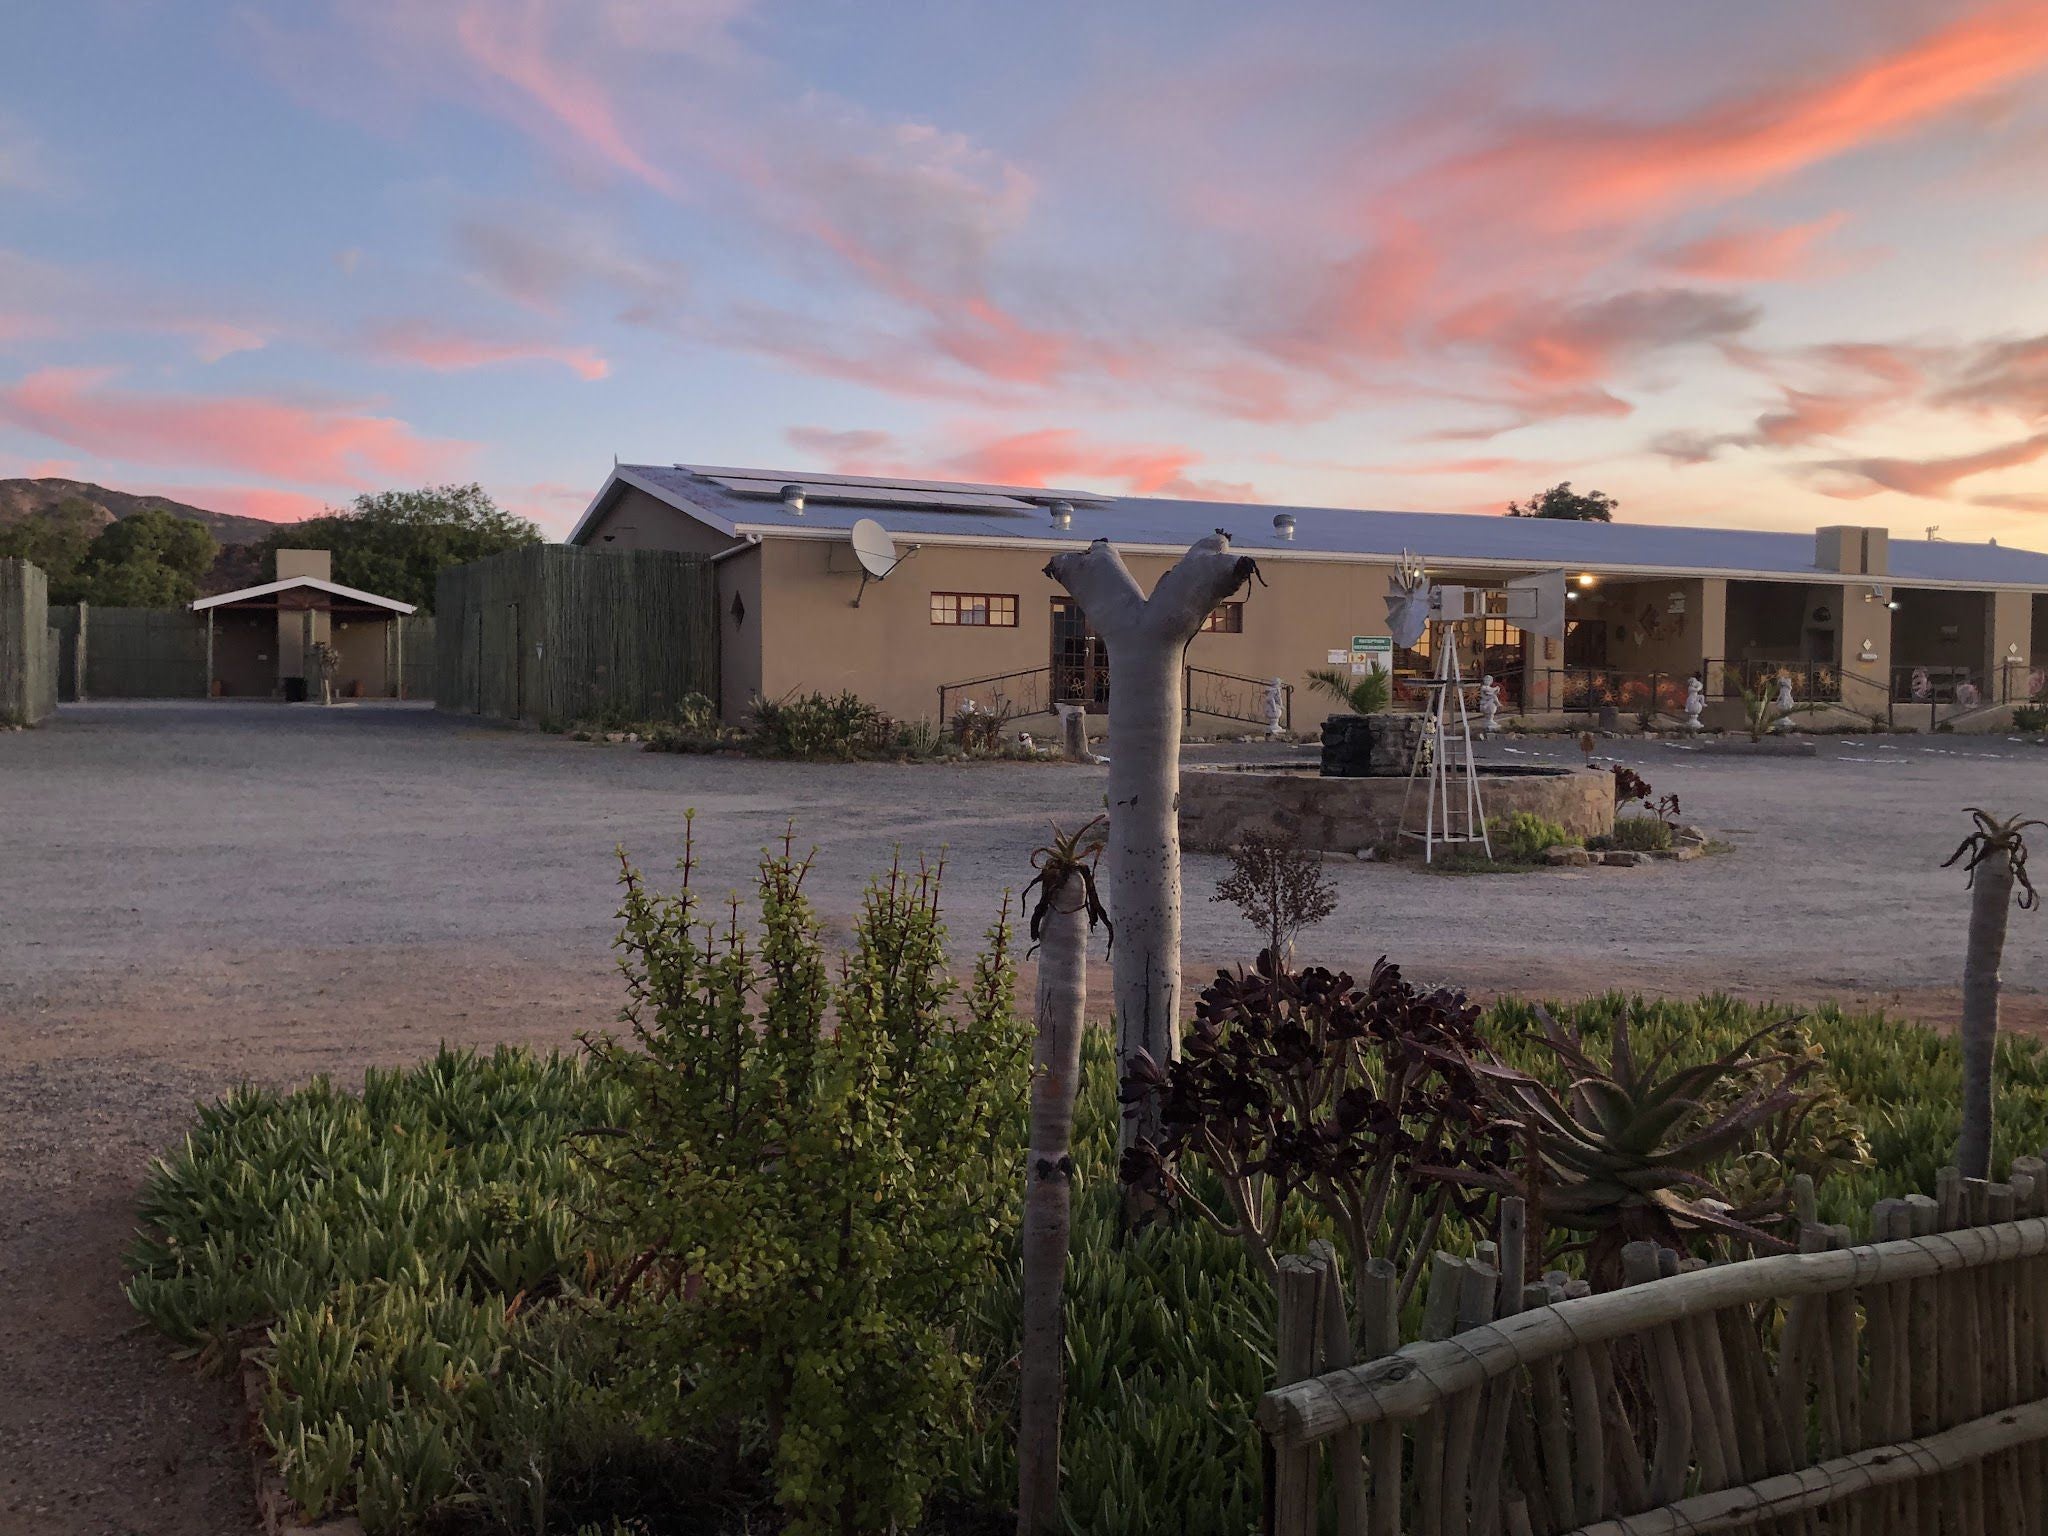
left=586, top=464, right=2048, bottom=589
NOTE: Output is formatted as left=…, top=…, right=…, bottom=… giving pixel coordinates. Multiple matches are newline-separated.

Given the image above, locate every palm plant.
left=1944, top=809, right=2045, bottom=1178
left=1459, top=1006, right=1817, bottom=1287
left=1306, top=666, right=1392, bottom=715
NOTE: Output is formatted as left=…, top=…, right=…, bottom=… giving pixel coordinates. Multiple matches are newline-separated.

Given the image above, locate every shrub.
left=1211, top=831, right=1336, bottom=965
left=1610, top=814, right=1673, bottom=851
left=2015, top=704, right=2047, bottom=732
left=748, top=689, right=895, bottom=758
left=586, top=822, right=1030, bottom=1536
left=1120, top=956, right=1513, bottom=1305
left=1491, top=810, right=1578, bottom=862
left=1306, top=666, right=1392, bottom=715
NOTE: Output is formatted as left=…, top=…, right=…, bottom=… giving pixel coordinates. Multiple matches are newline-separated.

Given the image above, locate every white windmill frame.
left=1385, top=557, right=1568, bottom=863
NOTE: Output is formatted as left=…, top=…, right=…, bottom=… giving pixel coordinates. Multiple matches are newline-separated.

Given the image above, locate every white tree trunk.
left=1043, top=535, right=1256, bottom=1153
left=1958, top=854, right=2015, bottom=1180
left=1017, top=869, right=1088, bottom=1535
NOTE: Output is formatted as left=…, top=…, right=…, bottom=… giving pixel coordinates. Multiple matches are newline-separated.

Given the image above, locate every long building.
left=568, top=463, right=2048, bottom=730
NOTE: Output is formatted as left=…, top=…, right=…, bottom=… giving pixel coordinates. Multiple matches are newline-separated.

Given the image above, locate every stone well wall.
left=1179, top=765, right=1615, bottom=854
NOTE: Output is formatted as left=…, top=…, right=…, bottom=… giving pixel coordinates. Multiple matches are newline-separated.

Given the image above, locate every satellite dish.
left=850, top=517, right=899, bottom=580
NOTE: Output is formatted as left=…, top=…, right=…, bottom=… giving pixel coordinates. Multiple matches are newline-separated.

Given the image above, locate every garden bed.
left=129, top=991, right=2048, bottom=1536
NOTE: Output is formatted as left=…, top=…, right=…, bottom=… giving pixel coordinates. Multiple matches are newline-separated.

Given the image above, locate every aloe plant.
left=1462, top=1006, right=1818, bottom=1286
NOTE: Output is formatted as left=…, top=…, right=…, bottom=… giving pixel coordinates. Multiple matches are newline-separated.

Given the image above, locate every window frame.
left=1201, top=601, right=1245, bottom=634
left=929, top=591, right=1019, bottom=628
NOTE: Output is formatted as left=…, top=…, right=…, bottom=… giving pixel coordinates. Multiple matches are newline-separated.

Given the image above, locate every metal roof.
left=570, top=464, right=2048, bottom=590
left=190, top=575, right=418, bottom=614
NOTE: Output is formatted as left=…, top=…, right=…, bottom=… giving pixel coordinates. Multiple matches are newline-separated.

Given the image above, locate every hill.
left=0, top=478, right=283, bottom=546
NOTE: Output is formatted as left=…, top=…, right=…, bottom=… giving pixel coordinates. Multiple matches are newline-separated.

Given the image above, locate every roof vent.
left=1049, top=499, right=1074, bottom=531
left=780, top=484, right=806, bottom=515
left=1273, top=512, right=1297, bottom=541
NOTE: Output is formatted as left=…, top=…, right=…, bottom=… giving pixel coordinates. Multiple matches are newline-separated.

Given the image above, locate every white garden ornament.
left=1684, top=675, right=1705, bottom=730
left=1477, top=675, right=1501, bottom=734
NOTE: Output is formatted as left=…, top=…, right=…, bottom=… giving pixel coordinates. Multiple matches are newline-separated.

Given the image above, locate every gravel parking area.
left=2, top=700, right=2043, bottom=1535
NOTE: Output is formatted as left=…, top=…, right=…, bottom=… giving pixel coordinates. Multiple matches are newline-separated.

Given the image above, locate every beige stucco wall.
left=1989, top=588, right=2032, bottom=700
left=743, top=534, right=1403, bottom=726
left=582, top=486, right=741, bottom=556
left=330, top=614, right=394, bottom=697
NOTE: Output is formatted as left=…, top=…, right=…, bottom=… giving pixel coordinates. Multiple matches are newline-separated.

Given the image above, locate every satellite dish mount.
left=847, top=517, right=916, bottom=606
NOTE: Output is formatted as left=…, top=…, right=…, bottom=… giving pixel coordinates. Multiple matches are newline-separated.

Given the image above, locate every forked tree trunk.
left=1017, top=868, right=1088, bottom=1535
left=1043, top=534, right=1256, bottom=1153
left=1958, top=848, right=2016, bottom=1180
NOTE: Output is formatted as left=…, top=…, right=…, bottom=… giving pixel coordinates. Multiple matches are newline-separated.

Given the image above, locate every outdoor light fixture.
left=1576, top=572, right=1597, bottom=589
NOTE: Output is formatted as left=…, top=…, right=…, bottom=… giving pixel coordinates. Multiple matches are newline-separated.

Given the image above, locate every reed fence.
left=0, top=557, right=56, bottom=724
left=1261, top=1164, right=2048, bottom=1535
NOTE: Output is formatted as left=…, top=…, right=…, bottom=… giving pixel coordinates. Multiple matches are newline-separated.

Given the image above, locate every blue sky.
left=3, top=1, right=2047, bottom=540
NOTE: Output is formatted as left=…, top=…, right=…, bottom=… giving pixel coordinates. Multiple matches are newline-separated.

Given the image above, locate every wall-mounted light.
left=1576, top=572, right=1597, bottom=589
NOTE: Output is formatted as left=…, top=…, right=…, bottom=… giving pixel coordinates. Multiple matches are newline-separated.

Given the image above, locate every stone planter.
left=1180, top=763, right=1614, bottom=854
left=1320, top=712, right=1425, bottom=776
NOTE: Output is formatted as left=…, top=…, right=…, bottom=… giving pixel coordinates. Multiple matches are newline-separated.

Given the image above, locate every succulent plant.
left=1461, top=1005, right=1817, bottom=1285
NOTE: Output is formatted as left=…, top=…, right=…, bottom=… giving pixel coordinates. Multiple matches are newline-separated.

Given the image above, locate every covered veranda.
left=190, top=570, right=418, bottom=700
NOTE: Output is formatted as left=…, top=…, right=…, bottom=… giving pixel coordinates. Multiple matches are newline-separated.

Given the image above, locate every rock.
left=1355, top=847, right=1378, bottom=862
left=1600, top=849, right=1647, bottom=867
left=1543, top=846, right=1593, bottom=867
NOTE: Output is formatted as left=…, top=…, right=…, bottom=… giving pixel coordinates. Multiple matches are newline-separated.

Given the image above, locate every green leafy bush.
left=1609, top=813, right=1673, bottom=851
left=1306, top=666, right=1392, bottom=715
left=1491, top=810, right=1579, bottom=862
left=586, top=823, right=1030, bottom=1536
left=748, top=689, right=895, bottom=758
left=2014, top=704, right=2047, bottom=732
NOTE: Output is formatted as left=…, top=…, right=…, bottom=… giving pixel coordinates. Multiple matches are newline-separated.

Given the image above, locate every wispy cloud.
left=362, top=319, right=609, bottom=379
left=0, top=368, right=471, bottom=487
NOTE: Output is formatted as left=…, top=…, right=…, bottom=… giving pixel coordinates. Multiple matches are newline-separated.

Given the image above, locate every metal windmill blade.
left=1385, top=577, right=1434, bottom=650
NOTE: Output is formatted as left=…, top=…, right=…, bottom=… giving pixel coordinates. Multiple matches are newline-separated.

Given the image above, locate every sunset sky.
left=4, top=1, right=2048, bottom=541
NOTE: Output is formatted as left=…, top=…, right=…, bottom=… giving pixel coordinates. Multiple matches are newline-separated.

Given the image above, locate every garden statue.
left=1774, top=671, right=1795, bottom=730
left=1956, top=680, right=1980, bottom=710
left=1477, top=674, right=1501, bottom=734
left=1684, top=675, right=1705, bottom=731
left=1263, top=677, right=1285, bottom=736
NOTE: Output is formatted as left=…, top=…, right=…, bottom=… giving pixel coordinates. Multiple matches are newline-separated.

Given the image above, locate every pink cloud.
left=1941, top=332, right=2048, bottom=421
left=1428, top=7, right=2048, bottom=229
left=945, top=428, right=1258, bottom=502
left=0, top=368, right=471, bottom=488
left=144, top=483, right=336, bottom=524
left=1814, top=431, right=2048, bottom=498
left=451, top=6, right=681, bottom=196
left=783, top=426, right=907, bottom=477
left=1658, top=215, right=1849, bottom=281
left=363, top=319, right=610, bottom=379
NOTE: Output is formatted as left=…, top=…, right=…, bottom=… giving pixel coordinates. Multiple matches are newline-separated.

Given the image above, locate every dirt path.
left=1, top=703, right=2041, bottom=1534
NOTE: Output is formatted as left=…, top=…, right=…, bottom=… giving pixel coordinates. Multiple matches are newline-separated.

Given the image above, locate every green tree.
left=0, top=497, right=100, bottom=602
left=1505, top=481, right=1618, bottom=522
left=265, top=484, right=540, bottom=611
left=80, top=507, right=217, bottom=606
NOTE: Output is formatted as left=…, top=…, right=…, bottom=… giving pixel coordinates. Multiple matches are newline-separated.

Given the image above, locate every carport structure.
left=191, top=550, right=418, bottom=700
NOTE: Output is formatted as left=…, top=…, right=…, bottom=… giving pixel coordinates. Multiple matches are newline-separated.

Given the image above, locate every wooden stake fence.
left=1261, top=1168, right=2048, bottom=1534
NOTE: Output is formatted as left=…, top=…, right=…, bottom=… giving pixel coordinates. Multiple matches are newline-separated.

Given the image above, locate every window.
left=931, top=592, right=1017, bottom=627
left=1201, top=602, right=1244, bottom=633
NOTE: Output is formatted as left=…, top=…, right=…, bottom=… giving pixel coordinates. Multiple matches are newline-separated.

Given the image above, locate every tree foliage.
left=0, top=501, right=216, bottom=605
left=1505, top=481, right=1618, bottom=522
left=587, top=820, right=1030, bottom=1536
left=261, top=484, right=540, bottom=611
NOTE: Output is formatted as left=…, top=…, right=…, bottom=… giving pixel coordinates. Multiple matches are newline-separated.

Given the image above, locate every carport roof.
left=190, top=576, right=418, bottom=614
left=574, top=463, right=2048, bottom=591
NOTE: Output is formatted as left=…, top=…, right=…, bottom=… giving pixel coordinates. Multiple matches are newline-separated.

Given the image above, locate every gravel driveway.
left=2, top=701, right=2042, bottom=1534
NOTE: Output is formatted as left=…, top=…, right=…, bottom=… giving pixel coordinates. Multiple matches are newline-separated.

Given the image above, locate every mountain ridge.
left=0, top=478, right=288, bottom=545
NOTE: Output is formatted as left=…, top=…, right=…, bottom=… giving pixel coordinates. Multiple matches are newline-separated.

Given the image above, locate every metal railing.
left=1186, top=667, right=1291, bottom=731
left=1703, top=658, right=1843, bottom=705
left=936, top=667, right=1057, bottom=724
left=1533, top=667, right=1693, bottom=716
left=937, top=665, right=1294, bottom=732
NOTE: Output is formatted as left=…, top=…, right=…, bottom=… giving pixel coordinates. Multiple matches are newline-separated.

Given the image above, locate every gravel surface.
left=2, top=700, right=2042, bottom=1534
